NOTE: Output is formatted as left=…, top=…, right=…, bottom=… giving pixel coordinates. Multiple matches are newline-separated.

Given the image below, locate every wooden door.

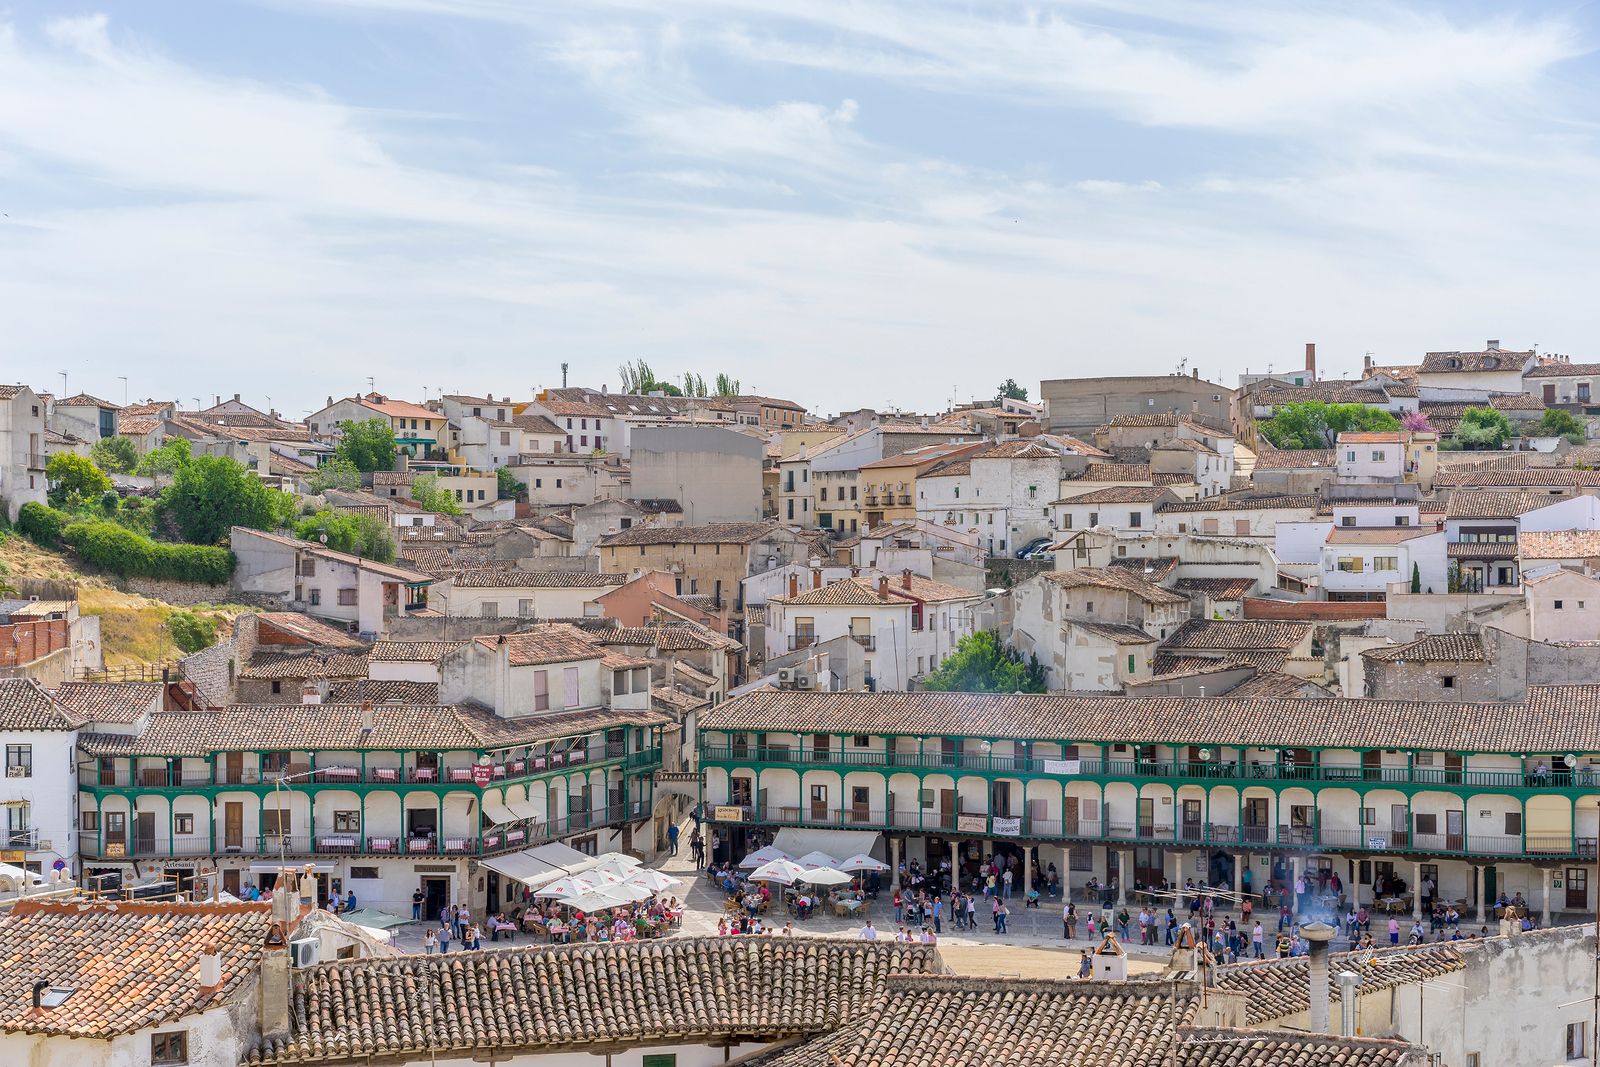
left=1362, top=750, right=1382, bottom=781
left=134, top=812, right=156, bottom=854
left=1444, top=753, right=1463, bottom=785
left=105, top=811, right=126, bottom=847
left=1390, top=804, right=1408, bottom=848
left=813, top=734, right=830, bottom=761
left=1244, top=798, right=1269, bottom=843
left=99, top=758, right=115, bottom=786
left=939, top=789, right=955, bottom=830
left=1446, top=809, right=1464, bottom=851
left=1182, top=799, right=1202, bottom=841
left=224, top=802, right=243, bottom=849
left=1137, top=797, right=1154, bottom=838
left=225, top=752, right=243, bottom=784
left=1567, top=868, right=1588, bottom=910
left=222, top=869, right=241, bottom=898
left=940, top=738, right=957, bottom=767
left=809, top=783, right=828, bottom=822
left=1063, top=796, right=1080, bottom=836
left=991, top=781, right=1012, bottom=818
left=1544, top=383, right=1557, bottom=404
left=851, top=786, right=869, bottom=824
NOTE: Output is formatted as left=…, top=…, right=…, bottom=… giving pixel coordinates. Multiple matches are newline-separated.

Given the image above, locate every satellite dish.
left=1197, top=749, right=1212, bottom=761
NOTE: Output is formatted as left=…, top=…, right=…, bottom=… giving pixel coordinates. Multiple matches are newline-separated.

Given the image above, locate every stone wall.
left=178, top=613, right=259, bottom=708
left=1243, top=597, right=1386, bottom=621
left=121, top=577, right=254, bottom=607
left=984, top=558, right=1051, bottom=588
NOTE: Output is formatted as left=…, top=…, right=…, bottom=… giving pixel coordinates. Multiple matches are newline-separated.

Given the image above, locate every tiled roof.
left=1164, top=619, right=1310, bottom=651
left=1444, top=490, right=1557, bottom=519
left=368, top=639, right=468, bottom=662
left=1214, top=943, right=1463, bottom=1024
left=51, top=681, right=162, bottom=724
left=511, top=413, right=563, bottom=434
left=574, top=619, right=741, bottom=651
left=0, top=679, right=85, bottom=730
left=1039, top=567, right=1189, bottom=605
left=250, top=937, right=941, bottom=1064
left=1079, top=462, right=1153, bottom=482
left=1420, top=349, right=1534, bottom=374
left=1056, top=485, right=1171, bottom=505
left=447, top=568, right=626, bottom=589
left=1337, top=431, right=1405, bottom=444
left=117, top=416, right=162, bottom=435
left=1156, top=437, right=1219, bottom=454
left=0, top=901, right=271, bottom=1038
left=56, top=392, right=120, bottom=408
left=472, top=624, right=606, bottom=666
left=1107, top=556, right=1181, bottom=581
left=919, top=459, right=971, bottom=478
left=1068, top=618, right=1158, bottom=644
left=1153, top=649, right=1288, bottom=674
left=974, top=440, right=1063, bottom=460
left=774, top=574, right=982, bottom=607
left=1447, top=542, right=1516, bottom=560
left=1223, top=671, right=1330, bottom=698
left=1325, top=526, right=1435, bottom=545
left=598, top=521, right=780, bottom=547
left=1251, top=447, right=1335, bottom=470
left=0, top=384, right=23, bottom=399
left=1254, top=381, right=1403, bottom=406
left=1434, top=468, right=1600, bottom=488
left=255, top=612, right=368, bottom=649
left=1520, top=530, right=1600, bottom=558
left=1175, top=1028, right=1426, bottom=1067
left=653, top=685, right=708, bottom=713
left=1362, top=633, right=1484, bottom=663
left=1159, top=494, right=1319, bottom=514
left=1173, top=577, right=1258, bottom=600
left=1525, top=361, right=1600, bottom=377
left=239, top=651, right=369, bottom=680
left=325, top=679, right=440, bottom=703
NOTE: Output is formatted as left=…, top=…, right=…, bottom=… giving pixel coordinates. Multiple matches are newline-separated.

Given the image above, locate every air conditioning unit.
left=777, top=668, right=792, bottom=683
left=795, top=673, right=814, bottom=689
left=289, top=938, right=321, bottom=968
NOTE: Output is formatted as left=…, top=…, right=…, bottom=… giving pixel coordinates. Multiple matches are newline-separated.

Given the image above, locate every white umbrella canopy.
left=561, top=885, right=644, bottom=912
left=837, top=853, right=889, bottom=872
left=795, top=850, right=839, bottom=869
left=740, top=845, right=794, bottom=869
left=533, top=875, right=599, bottom=899
left=626, top=869, right=681, bottom=893
left=589, top=854, right=643, bottom=878
left=750, top=858, right=807, bottom=885
left=798, top=867, right=852, bottom=886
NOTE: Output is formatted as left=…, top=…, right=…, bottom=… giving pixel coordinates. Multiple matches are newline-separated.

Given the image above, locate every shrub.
left=46, top=453, right=112, bottom=507
left=59, top=519, right=236, bottom=584
left=89, top=435, right=139, bottom=473
left=167, top=610, right=219, bottom=653
left=17, top=502, right=71, bottom=546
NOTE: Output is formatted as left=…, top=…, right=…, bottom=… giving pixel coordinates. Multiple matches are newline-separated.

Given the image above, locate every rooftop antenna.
left=561, top=362, right=569, bottom=388
left=365, top=376, right=375, bottom=394
left=117, top=376, right=128, bottom=405
left=58, top=370, right=67, bottom=397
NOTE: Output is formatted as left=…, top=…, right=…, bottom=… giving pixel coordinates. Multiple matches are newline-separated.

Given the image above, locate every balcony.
left=863, top=496, right=880, bottom=507
left=850, top=634, right=876, bottom=651
left=25, top=453, right=48, bottom=471
left=699, top=745, right=1600, bottom=793
left=788, top=634, right=816, bottom=651
left=704, top=805, right=1600, bottom=861
left=2, top=828, right=38, bottom=850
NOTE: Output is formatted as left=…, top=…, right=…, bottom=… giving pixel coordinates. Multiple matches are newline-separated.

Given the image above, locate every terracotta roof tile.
left=1039, top=567, right=1188, bottom=605
left=0, top=679, right=85, bottom=730
left=1215, top=944, right=1463, bottom=1024
left=598, top=521, right=782, bottom=547
left=1164, top=619, right=1310, bottom=651
left=51, top=681, right=162, bottom=724
left=1362, top=633, right=1484, bottom=662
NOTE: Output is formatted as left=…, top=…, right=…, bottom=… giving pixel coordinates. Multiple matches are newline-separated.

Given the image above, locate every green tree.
left=160, top=455, right=290, bottom=544
left=1536, top=408, right=1586, bottom=443
left=135, top=437, right=192, bottom=477
left=713, top=373, right=741, bottom=397
left=1411, top=562, right=1421, bottom=594
left=46, top=453, right=112, bottom=507
left=304, top=457, right=363, bottom=494
left=1258, top=401, right=1399, bottom=449
left=409, top=473, right=464, bottom=515
left=294, top=509, right=396, bottom=562
left=167, top=610, right=219, bottom=653
left=996, top=378, right=1029, bottom=402
left=682, top=373, right=708, bottom=397
left=921, top=630, right=1048, bottom=693
left=334, top=418, right=398, bottom=473
left=1456, top=406, right=1513, bottom=450
left=496, top=466, right=526, bottom=501
left=89, top=435, right=139, bottom=474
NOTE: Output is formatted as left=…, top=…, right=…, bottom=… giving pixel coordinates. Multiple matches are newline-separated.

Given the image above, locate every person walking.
left=411, top=887, right=424, bottom=922
left=690, top=829, right=704, bottom=865
left=1251, top=921, right=1264, bottom=959
left=996, top=900, right=1009, bottom=935
left=1077, top=949, right=1092, bottom=978
left=438, top=921, right=452, bottom=954
left=932, top=895, right=943, bottom=934
left=667, top=822, right=680, bottom=856
left=1063, top=901, right=1077, bottom=939
left=423, top=927, right=437, bottom=954
left=1002, top=867, right=1014, bottom=899
left=966, top=894, right=977, bottom=930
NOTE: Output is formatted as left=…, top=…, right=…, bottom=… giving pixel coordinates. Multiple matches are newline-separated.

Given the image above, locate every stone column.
left=1117, top=849, right=1131, bottom=906
left=1021, top=846, right=1032, bottom=902
left=1475, top=865, right=1486, bottom=925
left=1542, top=867, right=1553, bottom=928
left=890, top=836, right=901, bottom=890
left=1232, top=852, right=1244, bottom=911
left=1412, top=861, right=1423, bottom=921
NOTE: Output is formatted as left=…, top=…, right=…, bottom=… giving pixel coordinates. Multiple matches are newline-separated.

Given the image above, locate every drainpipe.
left=1301, top=921, right=1337, bottom=1033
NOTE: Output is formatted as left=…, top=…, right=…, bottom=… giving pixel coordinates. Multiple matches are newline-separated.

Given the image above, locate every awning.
left=506, top=797, right=543, bottom=821
left=477, top=846, right=634, bottom=892
left=481, top=800, right=519, bottom=825
left=772, top=828, right=882, bottom=862
left=248, top=860, right=336, bottom=873
left=340, top=908, right=410, bottom=931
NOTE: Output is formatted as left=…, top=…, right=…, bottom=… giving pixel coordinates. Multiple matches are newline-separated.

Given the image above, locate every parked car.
left=1016, top=536, right=1052, bottom=560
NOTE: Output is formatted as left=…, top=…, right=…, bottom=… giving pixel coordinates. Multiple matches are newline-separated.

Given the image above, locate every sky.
left=1, top=1, right=1598, bottom=418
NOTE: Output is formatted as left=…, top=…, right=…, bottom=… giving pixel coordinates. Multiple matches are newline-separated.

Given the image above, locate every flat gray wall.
left=630, top=426, right=764, bottom=524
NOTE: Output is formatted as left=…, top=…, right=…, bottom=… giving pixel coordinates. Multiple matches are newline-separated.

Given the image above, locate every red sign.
left=471, top=763, right=494, bottom=788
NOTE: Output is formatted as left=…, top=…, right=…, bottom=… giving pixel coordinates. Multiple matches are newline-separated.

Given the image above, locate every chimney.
left=1301, top=922, right=1337, bottom=1033
left=877, top=576, right=889, bottom=599
left=1487, top=339, right=1500, bottom=350
left=901, top=568, right=913, bottom=590
left=1305, top=342, right=1316, bottom=379
left=300, top=683, right=320, bottom=705
left=259, top=923, right=291, bottom=1043
left=197, top=942, right=222, bottom=989
left=31, top=979, right=49, bottom=1011
left=360, top=700, right=374, bottom=733
left=233, top=393, right=241, bottom=403
left=1335, top=970, right=1362, bottom=1037
left=326, top=395, right=333, bottom=408
left=812, top=568, right=822, bottom=589
left=788, top=573, right=799, bottom=598
left=1363, top=353, right=1373, bottom=374
left=1191, top=367, right=1198, bottom=380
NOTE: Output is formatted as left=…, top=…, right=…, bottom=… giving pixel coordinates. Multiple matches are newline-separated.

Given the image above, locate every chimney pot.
left=901, top=568, right=912, bottom=590
left=812, top=569, right=822, bottom=589
left=198, top=943, right=223, bottom=988
left=788, top=573, right=798, bottom=598
left=300, top=683, right=321, bottom=706
left=360, top=700, right=374, bottom=732
left=1191, top=367, right=1198, bottom=380
left=1487, top=339, right=1500, bottom=350
left=877, top=576, right=889, bottom=599
left=1301, top=921, right=1337, bottom=1033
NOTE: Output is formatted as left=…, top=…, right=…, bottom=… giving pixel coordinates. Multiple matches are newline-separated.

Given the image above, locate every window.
left=1568, top=1021, right=1587, bottom=1061
left=261, top=809, right=291, bottom=836
left=1088, top=511, right=1099, bottom=527
left=1336, top=557, right=1364, bottom=573
left=1373, top=556, right=1398, bottom=571
left=1128, top=511, right=1142, bottom=528
left=1086, top=600, right=1094, bottom=614
left=151, top=1031, right=188, bottom=1065
left=81, top=810, right=99, bottom=831
left=1506, top=811, right=1523, bottom=835
left=1555, top=600, right=1564, bottom=610
left=271, top=680, right=282, bottom=695
left=174, top=814, right=195, bottom=835
left=1346, top=450, right=1356, bottom=462
left=1414, top=813, right=1437, bottom=834
left=308, top=589, right=321, bottom=606
left=1126, top=654, right=1135, bottom=673
left=1371, top=450, right=1385, bottom=462
left=1359, top=807, right=1375, bottom=825
left=643, top=1056, right=678, bottom=1067
left=534, top=670, right=549, bottom=711
left=5, top=744, right=31, bottom=778
left=853, top=735, right=870, bottom=747
left=563, top=666, right=580, bottom=707
left=334, top=810, right=360, bottom=832
left=481, top=602, right=499, bottom=618
left=1395, top=515, right=1410, bottom=526
left=1466, top=1054, right=1480, bottom=1067
left=1341, top=516, right=1356, bottom=527
left=351, top=866, right=380, bottom=879
left=337, top=588, right=357, bottom=606
left=519, top=599, right=534, bottom=616
left=1441, top=675, right=1455, bottom=689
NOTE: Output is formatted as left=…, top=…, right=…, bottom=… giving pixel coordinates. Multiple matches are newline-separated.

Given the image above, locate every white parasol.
left=626, top=869, right=681, bottom=893
left=560, top=886, right=638, bottom=912
left=837, top=853, right=889, bottom=872
left=798, top=866, right=852, bottom=886
left=750, top=858, right=808, bottom=885
left=795, top=850, right=839, bottom=869
left=740, top=845, right=795, bottom=868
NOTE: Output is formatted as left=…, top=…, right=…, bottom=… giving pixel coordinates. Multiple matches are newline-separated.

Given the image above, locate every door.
left=813, top=734, right=830, bottom=762
left=992, top=781, right=1012, bottom=818
left=105, top=811, right=126, bottom=850
left=222, top=869, right=241, bottom=898
left=1361, top=750, right=1382, bottom=781
left=1137, top=797, right=1154, bottom=838
left=135, top=812, right=156, bottom=854
left=407, top=809, right=438, bottom=840
left=940, top=738, right=957, bottom=768
left=1544, top=383, right=1557, bottom=404
left=424, top=877, right=450, bottom=919
left=1444, top=753, right=1462, bottom=785
left=1182, top=799, right=1202, bottom=842
left=1567, top=868, right=1588, bottom=910
left=809, top=784, right=828, bottom=822
left=99, top=758, right=115, bottom=786
left=225, top=752, right=243, bottom=784
left=851, top=786, right=870, bottom=824
left=939, top=789, right=955, bottom=830
left=1063, top=796, right=1080, bottom=836
left=1244, top=798, right=1269, bottom=843
left=1390, top=804, right=1408, bottom=848
left=224, top=802, right=243, bottom=850
left=1446, top=810, right=1464, bottom=851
